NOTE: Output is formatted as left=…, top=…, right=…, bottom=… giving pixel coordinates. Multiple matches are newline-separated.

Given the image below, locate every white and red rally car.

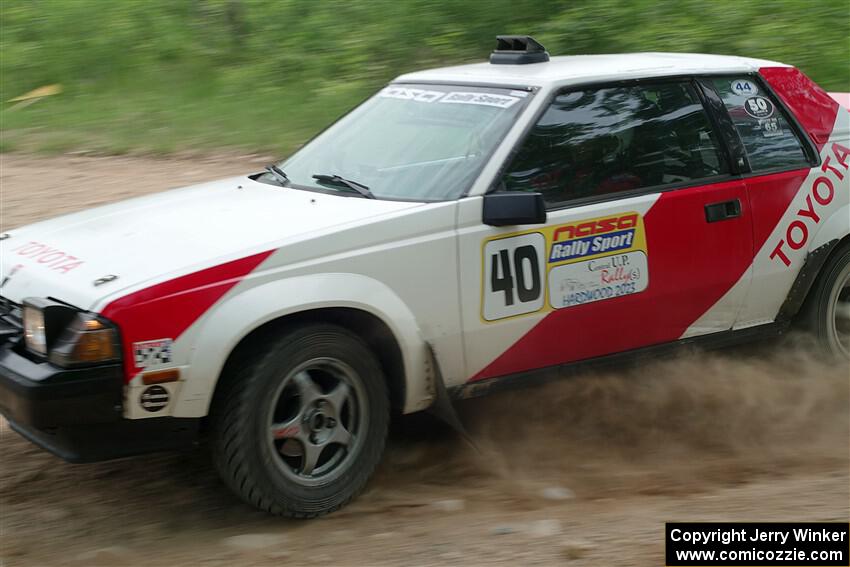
left=1, top=36, right=848, bottom=517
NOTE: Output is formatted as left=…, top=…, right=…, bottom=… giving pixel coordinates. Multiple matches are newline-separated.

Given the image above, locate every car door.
left=699, top=74, right=830, bottom=329
left=457, top=79, right=755, bottom=383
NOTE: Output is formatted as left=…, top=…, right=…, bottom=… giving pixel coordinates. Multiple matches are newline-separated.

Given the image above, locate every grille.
left=0, top=295, right=23, bottom=342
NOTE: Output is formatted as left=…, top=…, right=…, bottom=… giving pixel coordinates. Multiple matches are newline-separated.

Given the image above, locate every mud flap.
left=425, top=343, right=478, bottom=451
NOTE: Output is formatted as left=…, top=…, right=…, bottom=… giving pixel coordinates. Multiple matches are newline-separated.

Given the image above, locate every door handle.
left=705, top=199, right=742, bottom=223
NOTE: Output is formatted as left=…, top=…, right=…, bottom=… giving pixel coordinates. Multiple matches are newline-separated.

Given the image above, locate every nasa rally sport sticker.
left=743, top=96, right=775, bottom=119
left=730, top=79, right=758, bottom=97
left=481, top=211, right=650, bottom=321
left=140, top=385, right=169, bottom=413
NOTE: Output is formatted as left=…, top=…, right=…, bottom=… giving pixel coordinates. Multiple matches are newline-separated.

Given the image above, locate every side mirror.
left=482, top=192, right=547, bottom=226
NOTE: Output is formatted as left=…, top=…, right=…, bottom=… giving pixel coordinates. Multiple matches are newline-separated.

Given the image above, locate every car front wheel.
left=211, top=323, right=389, bottom=517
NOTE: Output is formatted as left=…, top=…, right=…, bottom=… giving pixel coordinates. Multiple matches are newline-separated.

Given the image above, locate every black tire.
left=211, top=323, right=389, bottom=517
left=799, top=243, right=850, bottom=360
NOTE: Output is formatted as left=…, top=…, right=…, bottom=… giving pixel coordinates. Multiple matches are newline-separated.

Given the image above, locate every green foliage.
left=1, top=0, right=848, bottom=154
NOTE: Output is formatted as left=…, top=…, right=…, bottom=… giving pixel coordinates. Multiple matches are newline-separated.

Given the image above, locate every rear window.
left=709, top=77, right=810, bottom=172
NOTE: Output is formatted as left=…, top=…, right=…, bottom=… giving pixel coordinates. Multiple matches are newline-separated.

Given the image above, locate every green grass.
left=1, top=76, right=374, bottom=156
left=0, top=133, right=17, bottom=154
left=1, top=0, right=848, bottom=156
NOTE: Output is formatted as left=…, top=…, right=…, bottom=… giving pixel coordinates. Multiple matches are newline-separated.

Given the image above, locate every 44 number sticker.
left=483, top=233, right=545, bottom=321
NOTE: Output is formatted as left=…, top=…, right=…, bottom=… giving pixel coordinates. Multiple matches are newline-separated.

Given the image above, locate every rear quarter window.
left=710, top=77, right=810, bottom=172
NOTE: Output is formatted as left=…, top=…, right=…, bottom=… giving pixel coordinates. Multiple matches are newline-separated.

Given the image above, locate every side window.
left=502, top=82, right=729, bottom=207
left=709, top=77, right=810, bottom=171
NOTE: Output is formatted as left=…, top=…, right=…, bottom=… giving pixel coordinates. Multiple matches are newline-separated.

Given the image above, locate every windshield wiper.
left=264, top=164, right=290, bottom=186
left=312, top=174, right=375, bottom=199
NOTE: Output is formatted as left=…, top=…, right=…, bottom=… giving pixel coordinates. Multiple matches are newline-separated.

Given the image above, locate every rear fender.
left=809, top=203, right=850, bottom=253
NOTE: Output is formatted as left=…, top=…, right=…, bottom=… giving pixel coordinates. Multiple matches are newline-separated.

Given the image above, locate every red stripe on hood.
left=102, top=250, right=274, bottom=382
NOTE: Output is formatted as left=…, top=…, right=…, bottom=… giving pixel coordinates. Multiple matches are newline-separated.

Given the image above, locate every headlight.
left=21, top=298, right=120, bottom=367
left=23, top=304, right=47, bottom=355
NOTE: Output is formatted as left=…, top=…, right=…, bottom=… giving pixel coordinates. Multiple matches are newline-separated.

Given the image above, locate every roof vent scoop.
left=490, top=35, right=549, bottom=65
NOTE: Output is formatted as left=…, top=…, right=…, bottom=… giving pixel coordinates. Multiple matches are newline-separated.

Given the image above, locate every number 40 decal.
left=483, top=233, right=546, bottom=321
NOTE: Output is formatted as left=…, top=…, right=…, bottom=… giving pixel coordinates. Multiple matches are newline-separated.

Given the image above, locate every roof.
left=395, top=53, right=787, bottom=88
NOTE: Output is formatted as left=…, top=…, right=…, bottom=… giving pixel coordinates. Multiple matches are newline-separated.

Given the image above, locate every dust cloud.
left=382, top=335, right=849, bottom=503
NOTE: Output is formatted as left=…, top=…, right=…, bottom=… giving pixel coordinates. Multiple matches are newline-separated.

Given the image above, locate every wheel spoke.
left=300, top=441, right=324, bottom=475
left=325, top=381, right=351, bottom=413
left=293, top=370, right=322, bottom=406
left=328, top=423, right=353, bottom=447
left=270, top=416, right=304, bottom=442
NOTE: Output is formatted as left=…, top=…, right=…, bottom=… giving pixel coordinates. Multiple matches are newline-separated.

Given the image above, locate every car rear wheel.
left=211, top=324, right=389, bottom=517
left=800, top=244, right=850, bottom=360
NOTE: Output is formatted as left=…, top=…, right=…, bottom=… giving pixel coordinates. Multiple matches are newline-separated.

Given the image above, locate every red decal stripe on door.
left=471, top=170, right=807, bottom=382
left=471, top=68, right=839, bottom=383
left=102, top=250, right=274, bottom=381
left=471, top=183, right=755, bottom=381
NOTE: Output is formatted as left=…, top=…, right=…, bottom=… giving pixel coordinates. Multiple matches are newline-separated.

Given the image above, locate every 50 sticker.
left=482, top=233, right=545, bottom=321
left=744, top=96, right=774, bottom=119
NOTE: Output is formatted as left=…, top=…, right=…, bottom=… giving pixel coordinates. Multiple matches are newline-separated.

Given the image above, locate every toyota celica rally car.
left=1, top=37, right=848, bottom=517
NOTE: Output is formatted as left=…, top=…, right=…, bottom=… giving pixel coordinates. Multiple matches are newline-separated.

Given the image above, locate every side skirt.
left=449, top=321, right=790, bottom=401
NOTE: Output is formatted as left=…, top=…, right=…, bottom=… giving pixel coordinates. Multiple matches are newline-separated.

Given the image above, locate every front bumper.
left=0, top=342, right=198, bottom=463
left=0, top=345, right=124, bottom=427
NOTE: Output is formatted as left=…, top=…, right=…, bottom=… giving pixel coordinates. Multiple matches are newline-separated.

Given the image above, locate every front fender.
left=172, top=273, right=433, bottom=417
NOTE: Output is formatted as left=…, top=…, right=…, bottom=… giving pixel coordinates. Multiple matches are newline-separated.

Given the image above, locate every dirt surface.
left=1, top=153, right=848, bottom=566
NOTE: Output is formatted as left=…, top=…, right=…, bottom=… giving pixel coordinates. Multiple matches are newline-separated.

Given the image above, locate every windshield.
left=275, top=84, right=532, bottom=201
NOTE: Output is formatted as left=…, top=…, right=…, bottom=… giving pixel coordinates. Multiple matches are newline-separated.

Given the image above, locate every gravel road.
left=1, top=153, right=847, bottom=566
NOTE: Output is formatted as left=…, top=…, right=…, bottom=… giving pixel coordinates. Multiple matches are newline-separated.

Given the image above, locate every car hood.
left=0, top=175, right=423, bottom=310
